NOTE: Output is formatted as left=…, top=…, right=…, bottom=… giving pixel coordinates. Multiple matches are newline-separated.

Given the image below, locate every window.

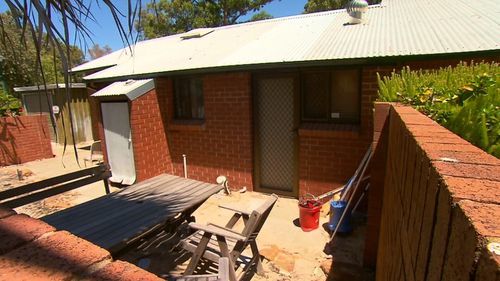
left=173, top=77, right=204, bottom=120
left=301, top=69, right=360, bottom=123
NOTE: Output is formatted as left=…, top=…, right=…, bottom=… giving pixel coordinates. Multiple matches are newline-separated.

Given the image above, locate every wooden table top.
left=42, top=174, right=223, bottom=254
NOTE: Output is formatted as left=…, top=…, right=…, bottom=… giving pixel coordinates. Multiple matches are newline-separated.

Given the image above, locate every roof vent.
left=181, top=28, right=215, bottom=39
left=346, top=0, right=369, bottom=24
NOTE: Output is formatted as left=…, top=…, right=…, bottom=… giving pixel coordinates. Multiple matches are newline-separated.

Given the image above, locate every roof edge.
left=83, top=49, right=500, bottom=83
left=14, top=83, right=87, bottom=92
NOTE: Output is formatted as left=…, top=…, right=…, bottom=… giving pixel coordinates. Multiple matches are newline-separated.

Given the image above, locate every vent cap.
left=346, top=0, right=369, bottom=24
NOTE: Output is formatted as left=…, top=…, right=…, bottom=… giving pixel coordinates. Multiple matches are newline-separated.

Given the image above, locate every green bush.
left=0, top=88, right=21, bottom=117
left=377, top=61, right=500, bottom=158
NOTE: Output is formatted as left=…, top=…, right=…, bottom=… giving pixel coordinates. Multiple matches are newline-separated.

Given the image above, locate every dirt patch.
left=0, top=166, right=80, bottom=218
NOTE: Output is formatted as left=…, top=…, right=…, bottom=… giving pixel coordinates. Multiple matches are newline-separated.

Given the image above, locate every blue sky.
left=0, top=1, right=307, bottom=57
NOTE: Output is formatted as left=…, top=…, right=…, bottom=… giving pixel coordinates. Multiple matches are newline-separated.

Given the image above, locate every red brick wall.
left=92, top=89, right=173, bottom=183
left=95, top=57, right=498, bottom=193
left=0, top=205, right=163, bottom=280
left=374, top=105, right=500, bottom=281
left=298, top=66, right=394, bottom=196
left=363, top=102, right=391, bottom=268
left=130, top=89, right=173, bottom=182
left=0, top=115, right=53, bottom=166
left=155, top=73, right=253, bottom=190
left=363, top=57, right=498, bottom=269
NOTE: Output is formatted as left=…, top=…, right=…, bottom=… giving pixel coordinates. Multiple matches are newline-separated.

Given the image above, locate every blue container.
left=328, top=200, right=352, bottom=233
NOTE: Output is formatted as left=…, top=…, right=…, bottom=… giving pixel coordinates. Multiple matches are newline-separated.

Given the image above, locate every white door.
left=101, top=102, right=136, bottom=185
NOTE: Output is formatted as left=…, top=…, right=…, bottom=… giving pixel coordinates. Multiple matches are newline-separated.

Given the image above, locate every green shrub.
left=0, top=88, right=21, bottom=117
left=378, top=61, right=500, bottom=158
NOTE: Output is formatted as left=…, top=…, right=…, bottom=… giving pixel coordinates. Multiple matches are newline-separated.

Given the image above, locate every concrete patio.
left=0, top=142, right=371, bottom=280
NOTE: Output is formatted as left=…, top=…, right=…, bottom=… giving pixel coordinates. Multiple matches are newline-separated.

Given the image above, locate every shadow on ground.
left=116, top=222, right=258, bottom=281
left=323, top=212, right=375, bottom=281
left=116, top=211, right=374, bottom=281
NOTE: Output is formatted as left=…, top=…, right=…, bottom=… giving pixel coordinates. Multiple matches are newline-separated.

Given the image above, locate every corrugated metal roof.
left=91, top=79, right=154, bottom=100
left=14, top=83, right=87, bottom=92
left=80, top=0, right=500, bottom=81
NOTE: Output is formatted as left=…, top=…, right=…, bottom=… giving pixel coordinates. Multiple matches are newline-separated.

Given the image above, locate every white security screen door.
left=255, top=76, right=297, bottom=196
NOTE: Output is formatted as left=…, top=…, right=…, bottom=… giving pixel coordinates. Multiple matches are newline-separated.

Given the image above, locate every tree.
left=249, top=11, right=274, bottom=22
left=89, top=44, right=113, bottom=60
left=0, top=12, right=84, bottom=90
left=0, top=88, right=21, bottom=116
left=137, top=0, right=275, bottom=39
left=304, top=0, right=381, bottom=13
left=2, top=0, right=142, bottom=159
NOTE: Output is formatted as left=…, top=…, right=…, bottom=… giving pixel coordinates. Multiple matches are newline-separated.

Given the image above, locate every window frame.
left=300, top=67, right=362, bottom=124
left=173, top=76, right=205, bottom=121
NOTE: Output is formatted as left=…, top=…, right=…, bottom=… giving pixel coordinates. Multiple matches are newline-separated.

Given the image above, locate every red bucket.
left=298, top=199, right=321, bottom=232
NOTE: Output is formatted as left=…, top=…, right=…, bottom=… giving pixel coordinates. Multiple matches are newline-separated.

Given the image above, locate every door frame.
left=252, top=72, right=300, bottom=198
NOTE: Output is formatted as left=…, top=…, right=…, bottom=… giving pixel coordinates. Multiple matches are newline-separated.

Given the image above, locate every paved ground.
left=0, top=143, right=372, bottom=280
left=117, top=191, right=372, bottom=281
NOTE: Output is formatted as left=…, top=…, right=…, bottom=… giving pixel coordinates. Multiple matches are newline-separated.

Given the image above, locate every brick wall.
left=0, top=205, right=163, bottom=280
left=363, top=57, right=499, bottom=269
left=0, top=115, right=53, bottom=166
left=373, top=105, right=500, bottom=280
left=298, top=65, right=394, bottom=196
left=93, top=89, right=174, bottom=183
left=155, top=73, right=253, bottom=190
left=130, top=89, right=173, bottom=182
left=95, top=57, right=497, bottom=194
left=363, top=102, right=391, bottom=267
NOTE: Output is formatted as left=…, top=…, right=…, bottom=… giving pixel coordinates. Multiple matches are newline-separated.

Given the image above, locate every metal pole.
left=330, top=148, right=373, bottom=241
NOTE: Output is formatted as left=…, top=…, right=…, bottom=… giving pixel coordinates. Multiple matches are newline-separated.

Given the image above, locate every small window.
left=301, top=69, right=360, bottom=124
left=174, top=77, right=204, bottom=120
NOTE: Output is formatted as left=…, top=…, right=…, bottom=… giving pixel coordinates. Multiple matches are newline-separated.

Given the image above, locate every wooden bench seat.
left=0, top=164, right=110, bottom=209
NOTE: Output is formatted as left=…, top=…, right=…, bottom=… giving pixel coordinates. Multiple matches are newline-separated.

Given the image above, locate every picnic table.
left=42, top=174, right=223, bottom=255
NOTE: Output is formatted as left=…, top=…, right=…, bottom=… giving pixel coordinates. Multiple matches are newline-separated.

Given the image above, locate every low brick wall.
left=0, top=115, right=53, bottom=166
left=371, top=104, right=499, bottom=280
left=0, top=205, right=163, bottom=281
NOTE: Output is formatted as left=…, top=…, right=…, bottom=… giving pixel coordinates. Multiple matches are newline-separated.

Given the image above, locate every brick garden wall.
left=155, top=73, right=254, bottom=190
left=363, top=57, right=498, bottom=268
left=0, top=115, right=53, bottom=166
left=373, top=104, right=499, bottom=280
left=363, top=102, right=392, bottom=267
left=0, top=205, right=163, bottom=280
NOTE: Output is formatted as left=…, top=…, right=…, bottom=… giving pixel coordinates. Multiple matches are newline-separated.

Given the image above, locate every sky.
left=0, top=0, right=308, bottom=58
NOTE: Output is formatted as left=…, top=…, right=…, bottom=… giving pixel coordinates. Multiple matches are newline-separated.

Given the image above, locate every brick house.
left=73, top=0, right=499, bottom=198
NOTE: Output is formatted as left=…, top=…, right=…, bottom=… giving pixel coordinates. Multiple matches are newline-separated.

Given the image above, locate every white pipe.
left=182, top=154, right=188, bottom=178
left=340, top=147, right=371, bottom=200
